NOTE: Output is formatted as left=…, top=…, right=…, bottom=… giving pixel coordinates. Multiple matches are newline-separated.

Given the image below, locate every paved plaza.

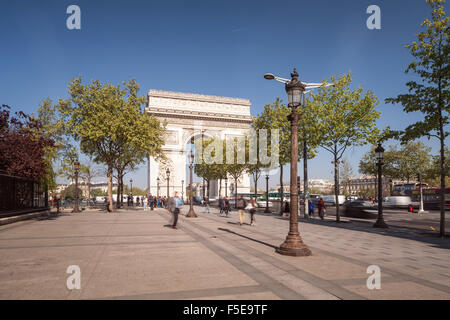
left=0, top=206, right=449, bottom=300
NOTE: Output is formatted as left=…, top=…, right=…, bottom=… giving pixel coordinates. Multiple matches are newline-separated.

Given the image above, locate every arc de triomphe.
left=145, top=89, right=252, bottom=199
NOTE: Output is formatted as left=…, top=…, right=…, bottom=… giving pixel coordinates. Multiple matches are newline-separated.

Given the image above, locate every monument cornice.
left=148, top=89, right=251, bottom=107
left=148, top=108, right=253, bottom=124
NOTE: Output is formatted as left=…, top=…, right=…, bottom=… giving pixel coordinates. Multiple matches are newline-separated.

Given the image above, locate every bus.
left=232, top=192, right=263, bottom=199
left=391, top=183, right=428, bottom=197
left=411, top=186, right=450, bottom=210
left=392, top=183, right=450, bottom=210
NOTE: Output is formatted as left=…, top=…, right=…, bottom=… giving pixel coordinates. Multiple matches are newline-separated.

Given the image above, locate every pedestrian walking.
left=168, top=192, right=183, bottom=229
left=105, top=196, right=112, bottom=212
left=236, top=195, right=247, bottom=225
left=143, top=196, right=148, bottom=211
left=308, top=199, right=315, bottom=218
left=224, top=196, right=231, bottom=217
left=318, top=198, right=326, bottom=220
left=219, top=197, right=224, bottom=215
left=204, top=196, right=210, bottom=213
left=248, top=197, right=257, bottom=226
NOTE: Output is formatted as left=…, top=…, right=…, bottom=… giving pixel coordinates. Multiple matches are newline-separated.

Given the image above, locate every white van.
left=323, top=195, right=346, bottom=205
left=384, top=196, right=416, bottom=209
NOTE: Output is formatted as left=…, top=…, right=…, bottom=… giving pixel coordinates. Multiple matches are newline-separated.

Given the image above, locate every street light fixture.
left=264, top=68, right=312, bottom=257
left=186, top=151, right=197, bottom=217
left=166, top=168, right=170, bottom=198
left=373, top=142, right=388, bottom=228
left=72, top=160, right=81, bottom=213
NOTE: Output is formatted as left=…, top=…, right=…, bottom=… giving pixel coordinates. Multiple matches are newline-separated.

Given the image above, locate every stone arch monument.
left=145, top=89, right=252, bottom=199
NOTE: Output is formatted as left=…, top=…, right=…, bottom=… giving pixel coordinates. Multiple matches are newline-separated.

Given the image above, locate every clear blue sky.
left=1, top=0, right=448, bottom=189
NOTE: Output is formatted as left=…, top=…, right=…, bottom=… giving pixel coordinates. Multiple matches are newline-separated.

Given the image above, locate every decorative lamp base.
left=373, top=218, right=389, bottom=228
left=276, top=234, right=312, bottom=257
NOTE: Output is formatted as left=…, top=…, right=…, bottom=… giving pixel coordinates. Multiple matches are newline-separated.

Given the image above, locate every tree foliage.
left=57, top=77, right=165, bottom=211
left=385, top=0, right=449, bottom=237
left=0, top=104, right=54, bottom=180
left=310, top=72, right=381, bottom=221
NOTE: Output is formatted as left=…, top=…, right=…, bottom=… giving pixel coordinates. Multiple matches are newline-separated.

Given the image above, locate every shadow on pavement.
left=218, top=227, right=278, bottom=250
left=296, top=216, right=450, bottom=249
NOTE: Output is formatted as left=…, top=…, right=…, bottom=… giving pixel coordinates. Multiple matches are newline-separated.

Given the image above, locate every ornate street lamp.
left=373, top=142, right=388, bottom=228
left=186, top=151, right=197, bottom=217
left=72, top=160, right=81, bottom=213
left=264, top=68, right=311, bottom=256
left=156, top=177, right=160, bottom=197
left=265, top=170, right=271, bottom=213
left=166, top=168, right=170, bottom=198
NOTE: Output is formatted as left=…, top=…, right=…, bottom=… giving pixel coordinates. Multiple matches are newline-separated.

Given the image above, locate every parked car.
left=342, top=200, right=378, bottom=219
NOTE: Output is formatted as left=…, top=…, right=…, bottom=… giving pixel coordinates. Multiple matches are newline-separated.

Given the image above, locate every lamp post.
left=264, top=68, right=311, bottom=256
left=373, top=143, right=388, bottom=228
left=186, top=151, right=197, bottom=217
left=130, top=178, right=133, bottom=207
left=166, top=168, right=170, bottom=198
left=265, top=171, right=270, bottom=213
left=181, top=180, right=184, bottom=202
left=156, top=177, right=160, bottom=197
left=72, top=160, right=81, bottom=213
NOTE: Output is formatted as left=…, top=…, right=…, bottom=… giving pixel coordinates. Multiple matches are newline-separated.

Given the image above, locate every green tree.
left=57, top=77, right=165, bottom=212
left=425, top=147, right=450, bottom=185
left=311, top=72, right=381, bottom=222
left=388, top=142, right=432, bottom=183
left=61, top=184, right=82, bottom=199
left=386, top=0, right=449, bottom=237
left=252, top=98, right=291, bottom=214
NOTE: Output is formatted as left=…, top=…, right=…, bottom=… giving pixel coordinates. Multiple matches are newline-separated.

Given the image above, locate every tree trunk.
left=87, top=178, right=91, bottom=207
left=120, top=175, right=124, bottom=207
left=107, top=166, right=114, bottom=212
left=116, top=169, right=122, bottom=209
left=219, top=178, right=222, bottom=197
left=440, top=122, right=446, bottom=238
left=279, top=164, right=284, bottom=215
left=254, top=173, right=258, bottom=199
left=334, top=150, right=340, bottom=222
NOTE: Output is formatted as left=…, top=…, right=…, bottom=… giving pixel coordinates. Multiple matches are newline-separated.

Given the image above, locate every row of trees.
left=37, top=78, right=167, bottom=212
left=246, top=0, right=448, bottom=235
left=359, top=142, right=449, bottom=185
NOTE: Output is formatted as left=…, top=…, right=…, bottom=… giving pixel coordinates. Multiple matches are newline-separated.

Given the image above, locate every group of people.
left=128, top=195, right=173, bottom=211
left=307, top=197, right=327, bottom=220
left=218, top=196, right=231, bottom=216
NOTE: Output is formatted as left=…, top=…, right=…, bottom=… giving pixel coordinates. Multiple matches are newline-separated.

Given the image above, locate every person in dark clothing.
left=168, top=192, right=182, bottom=229
left=318, top=198, right=326, bottom=220
left=219, top=197, right=224, bottom=215
left=224, top=196, right=231, bottom=217
left=249, top=197, right=257, bottom=226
